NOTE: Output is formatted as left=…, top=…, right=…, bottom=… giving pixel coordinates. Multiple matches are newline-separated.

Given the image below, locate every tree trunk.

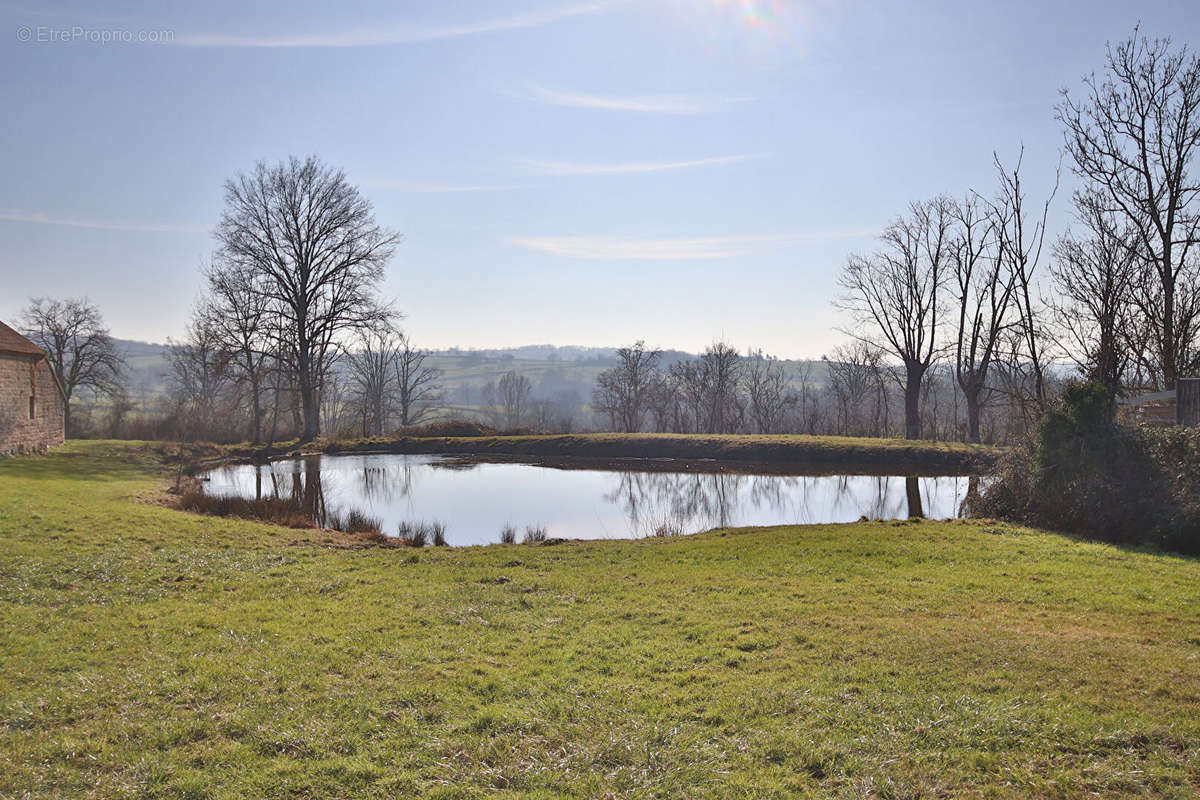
left=903, top=362, right=926, bottom=440
left=1162, top=267, right=1177, bottom=391
left=250, top=375, right=262, bottom=445
left=905, top=476, right=925, bottom=518
left=1159, top=234, right=1176, bottom=390
left=266, top=380, right=282, bottom=448
left=298, top=374, right=320, bottom=442
left=964, top=386, right=982, bottom=444
left=63, top=402, right=73, bottom=440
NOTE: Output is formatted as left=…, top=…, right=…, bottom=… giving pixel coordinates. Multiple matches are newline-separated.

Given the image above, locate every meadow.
left=2, top=443, right=1199, bottom=798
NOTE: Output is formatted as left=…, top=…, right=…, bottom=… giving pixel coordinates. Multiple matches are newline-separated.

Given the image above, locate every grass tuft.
left=523, top=524, right=548, bottom=544
left=178, top=490, right=313, bottom=529
left=344, top=509, right=382, bottom=535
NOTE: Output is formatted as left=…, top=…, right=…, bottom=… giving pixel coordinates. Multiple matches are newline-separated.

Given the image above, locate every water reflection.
left=203, top=454, right=980, bottom=547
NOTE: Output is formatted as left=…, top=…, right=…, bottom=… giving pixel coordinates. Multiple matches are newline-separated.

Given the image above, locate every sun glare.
left=662, top=0, right=812, bottom=58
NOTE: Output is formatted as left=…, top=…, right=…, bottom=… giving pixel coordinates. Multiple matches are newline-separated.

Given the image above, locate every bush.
left=395, top=521, right=447, bottom=547
left=395, top=420, right=498, bottom=438
left=344, top=510, right=383, bottom=535
left=978, top=382, right=1198, bottom=553
left=523, top=524, right=548, bottom=544
left=179, top=491, right=314, bottom=529
left=498, top=524, right=517, bottom=544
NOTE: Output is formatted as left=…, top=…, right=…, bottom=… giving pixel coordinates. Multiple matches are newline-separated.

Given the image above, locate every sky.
left=1, top=0, right=1197, bottom=358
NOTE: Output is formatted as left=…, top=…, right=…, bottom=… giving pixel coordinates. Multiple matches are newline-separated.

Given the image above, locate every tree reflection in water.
left=206, top=455, right=981, bottom=544
left=606, top=470, right=942, bottom=536
left=356, top=461, right=416, bottom=505
left=905, top=476, right=925, bottom=519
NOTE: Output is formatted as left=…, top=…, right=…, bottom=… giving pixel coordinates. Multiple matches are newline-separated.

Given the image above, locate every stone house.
left=0, top=320, right=66, bottom=454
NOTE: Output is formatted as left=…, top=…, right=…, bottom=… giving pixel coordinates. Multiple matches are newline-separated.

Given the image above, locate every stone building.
left=0, top=320, right=66, bottom=454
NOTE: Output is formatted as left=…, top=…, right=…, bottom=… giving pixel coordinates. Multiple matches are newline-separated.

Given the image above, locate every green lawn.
left=2, top=443, right=1199, bottom=799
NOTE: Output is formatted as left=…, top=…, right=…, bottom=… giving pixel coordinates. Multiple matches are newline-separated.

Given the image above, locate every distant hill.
left=115, top=339, right=172, bottom=396
left=110, top=339, right=832, bottom=409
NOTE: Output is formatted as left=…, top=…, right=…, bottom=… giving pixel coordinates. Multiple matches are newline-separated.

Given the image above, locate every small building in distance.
left=1120, top=378, right=1200, bottom=427
left=1178, top=378, right=1200, bottom=426
left=0, top=320, right=66, bottom=455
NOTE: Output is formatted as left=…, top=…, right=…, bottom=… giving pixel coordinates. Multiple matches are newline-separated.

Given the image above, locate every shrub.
left=652, top=521, right=684, bottom=538
left=395, top=420, right=498, bottom=438
left=645, top=510, right=688, bottom=538
left=498, top=524, right=517, bottom=544
left=344, top=509, right=383, bottom=535
left=396, top=521, right=446, bottom=547
left=978, top=382, right=1198, bottom=553
left=178, top=491, right=314, bottom=529
left=523, top=524, right=548, bottom=544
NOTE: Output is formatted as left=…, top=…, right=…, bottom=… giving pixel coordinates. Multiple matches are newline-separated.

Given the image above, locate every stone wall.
left=0, top=353, right=66, bottom=455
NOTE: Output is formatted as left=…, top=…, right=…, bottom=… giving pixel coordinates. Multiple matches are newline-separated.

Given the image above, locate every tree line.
left=15, top=28, right=1196, bottom=446
left=838, top=28, right=1199, bottom=440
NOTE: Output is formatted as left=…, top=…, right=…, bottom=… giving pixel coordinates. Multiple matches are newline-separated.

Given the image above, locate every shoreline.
left=212, top=432, right=1000, bottom=474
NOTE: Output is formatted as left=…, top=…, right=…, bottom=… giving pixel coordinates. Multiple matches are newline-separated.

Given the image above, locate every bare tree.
left=667, top=342, right=743, bottom=434
left=492, top=371, right=532, bottom=430
left=20, top=297, right=124, bottom=437
left=205, top=261, right=273, bottom=443
left=647, top=370, right=688, bottom=433
left=744, top=355, right=798, bottom=434
left=950, top=194, right=1015, bottom=442
left=346, top=322, right=400, bottom=436
left=166, top=308, right=234, bottom=441
left=793, top=362, right=821, bottom=434
left=591, top=341, right=662, bottom=432
left=825, top=343, right=890, bottom=437
left=319, top=367, right=355, bottom=438
left=395, top=333, right=442, bottom=427
left=1050, top=192, right=1141, bottom=398
left=1058, top=28, right=1200, bottom=389
left=700, top=342, right=744, bottom=433
left=839, top=197, right=952, bottom=439
left=215, top=155, right=400, bottom=441
left=991, top=149, right=1059, bottom=416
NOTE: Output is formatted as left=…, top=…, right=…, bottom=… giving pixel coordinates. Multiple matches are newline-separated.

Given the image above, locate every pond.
left=202, top=454, right=984, bottom=546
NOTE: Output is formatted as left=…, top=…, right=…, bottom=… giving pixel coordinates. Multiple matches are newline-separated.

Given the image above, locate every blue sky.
left=1, top=0, right=1196, bottom=357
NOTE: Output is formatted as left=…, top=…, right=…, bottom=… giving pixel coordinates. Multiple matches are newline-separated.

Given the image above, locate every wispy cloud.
left=522, top=84, right=747, bottom=114
left=176, top=1, right=621, bottom=48
left=0, top=208, right=208, bottom=234
left=509, top=230, right=874, bottom=261
left=520, top=153, right=760, bottom=176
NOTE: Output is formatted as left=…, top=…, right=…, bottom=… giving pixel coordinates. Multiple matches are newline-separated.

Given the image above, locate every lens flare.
left=718, top=0, right=779, bottom=33
left=663, top=0, right=811, bottom=60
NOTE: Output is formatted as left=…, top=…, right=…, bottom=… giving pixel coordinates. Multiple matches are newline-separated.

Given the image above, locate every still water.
left=202, top=454, right=982, bottom=547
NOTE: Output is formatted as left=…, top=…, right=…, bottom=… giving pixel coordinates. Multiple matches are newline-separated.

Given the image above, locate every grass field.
left=2, top=443, right=1199, bottom=798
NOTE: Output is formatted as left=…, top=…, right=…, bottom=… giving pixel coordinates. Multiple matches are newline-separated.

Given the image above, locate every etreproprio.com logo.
left=17, top=26, right=176, bottom=44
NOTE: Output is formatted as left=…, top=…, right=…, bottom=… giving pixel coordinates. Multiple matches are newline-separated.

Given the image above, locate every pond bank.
left=247, top=433, right=1000, bottom=473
